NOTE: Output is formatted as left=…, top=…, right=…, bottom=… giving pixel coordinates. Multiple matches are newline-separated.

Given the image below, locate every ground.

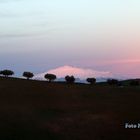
left=0, top=77, right=140, bottom=140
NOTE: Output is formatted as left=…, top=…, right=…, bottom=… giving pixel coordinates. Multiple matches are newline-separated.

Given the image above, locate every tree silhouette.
left=23, top=72, right=34, bottom=80
left=44, top=74, right=57, bottom=82
left=65, top=75, right=75, bottom=83
left=107, top=79, right=118, bottom=85
left=0, top=71, right=3, bottom=75
left=87, top=78, right=96, bottom=85
left=0, top=70, right=14, bottom=77
left=130, top=80, right=139, bottom=86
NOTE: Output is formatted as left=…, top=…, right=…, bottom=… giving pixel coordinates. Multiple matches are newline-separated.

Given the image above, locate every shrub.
left=0, top=70, right=14, bottom=77
left=65, top=75, right=75, bottom=83
left=87, top=78, right=96, bottom=84
left=23, top=72, right=34, bottom=80
left=44, top=74, right=57, bottom=82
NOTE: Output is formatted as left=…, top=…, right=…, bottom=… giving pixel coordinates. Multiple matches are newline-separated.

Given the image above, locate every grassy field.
left=0, top=77, right=140, bottom=140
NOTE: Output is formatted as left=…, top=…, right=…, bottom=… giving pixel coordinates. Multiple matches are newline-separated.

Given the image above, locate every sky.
left=0, top=0, right=140, bottom=78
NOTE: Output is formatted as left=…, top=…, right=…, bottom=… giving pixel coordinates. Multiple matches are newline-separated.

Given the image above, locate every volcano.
left=34, top=65, right=113, bottom=81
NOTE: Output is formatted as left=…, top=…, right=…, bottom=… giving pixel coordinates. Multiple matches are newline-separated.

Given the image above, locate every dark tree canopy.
left=23, top=72, right=34, bottom=80
left=0, top=71, right=3, bottom=75
left=0, top=70, right=14, bottom=77
left=107, top=79, right=119, bottom=85
left=87, top=78, right=96, bottom=84
left=65, top=75, right=75, bottom=83
left=44, top=73, right=57, bottom=82
left=130, top=80, right=139, bottom=86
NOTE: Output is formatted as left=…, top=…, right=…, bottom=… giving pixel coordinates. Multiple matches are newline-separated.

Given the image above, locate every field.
left=0, top=77, right=140, bottom=140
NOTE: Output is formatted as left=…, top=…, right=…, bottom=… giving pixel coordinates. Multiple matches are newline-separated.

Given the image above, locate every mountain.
left=34, top=65, right=113, bottom=82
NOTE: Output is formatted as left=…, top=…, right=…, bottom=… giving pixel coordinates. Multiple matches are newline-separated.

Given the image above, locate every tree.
left=107, top=79, right=119, bottom=85
left=65, top=75, right=75, bottom=83
left=23, top=72, right=34, bottom=80
left=44, top=73, right=57, bottom=82
left=0, top=70, right=14, bottom=77
left=87, top=78, right=96, bottom=85
left=0, top=71, right=3, bottom=75
left=130, top=80, right=139, bottom=86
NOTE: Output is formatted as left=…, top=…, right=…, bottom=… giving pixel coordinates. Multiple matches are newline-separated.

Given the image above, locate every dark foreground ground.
left=0, top=77, right=140, bottom=140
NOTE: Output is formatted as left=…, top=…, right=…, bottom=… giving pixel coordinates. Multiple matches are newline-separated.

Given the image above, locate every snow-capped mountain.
left=34, top=65, right=113, bottom=82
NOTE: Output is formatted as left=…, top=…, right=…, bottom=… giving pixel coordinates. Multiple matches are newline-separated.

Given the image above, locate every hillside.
left=0, top=77, right=140, bottom=140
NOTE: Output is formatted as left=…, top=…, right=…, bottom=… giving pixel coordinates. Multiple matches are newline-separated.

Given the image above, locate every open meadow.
left=0, top=77, right=140, bottom=140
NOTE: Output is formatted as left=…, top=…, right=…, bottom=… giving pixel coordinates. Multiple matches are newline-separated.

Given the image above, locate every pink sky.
left=74, top=59, right=140, bottom=78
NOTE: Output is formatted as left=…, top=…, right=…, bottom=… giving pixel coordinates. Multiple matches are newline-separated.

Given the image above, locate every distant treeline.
left=0, top=69, right=140, bottom=86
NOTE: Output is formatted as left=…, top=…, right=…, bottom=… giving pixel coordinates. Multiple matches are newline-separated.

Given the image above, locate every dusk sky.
left=0, top=0, right=140, bottom=78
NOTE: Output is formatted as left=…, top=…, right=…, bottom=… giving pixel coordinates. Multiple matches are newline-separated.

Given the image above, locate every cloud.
left=0, top=25, right=56, bottom=39
left=0, top=0, right=21, bottom=3
left=0, top=33, right=38, bottom=38
left=0, top=29, right=53, bottom=38
left=112, top=59, right=140, bottom=64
